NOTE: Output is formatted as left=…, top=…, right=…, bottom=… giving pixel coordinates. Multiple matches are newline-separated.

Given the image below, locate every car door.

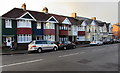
left=42, top=41, right=50, bottom=50
left=47, top=41, right=54, bottom=50
left=67, top=41, right=72, bottom=48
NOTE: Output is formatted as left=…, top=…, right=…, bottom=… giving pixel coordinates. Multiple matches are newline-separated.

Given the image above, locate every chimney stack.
left=71, top=12, right=77, bottom=18
left=21, top=3, right=26, bottom=10
left=42, top=7, right=48, bottom=13
left=91, top=17, right=96, bottom=20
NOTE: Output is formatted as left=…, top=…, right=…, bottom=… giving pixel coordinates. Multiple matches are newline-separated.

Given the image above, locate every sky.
left=0, top=0, right=119, bottom=24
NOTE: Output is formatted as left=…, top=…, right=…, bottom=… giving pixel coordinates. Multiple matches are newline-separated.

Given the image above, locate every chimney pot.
left=71, top=12, right=77, bottom=18
left=42, top=7, right=48, bottom=13
left=91, top=17, right=96, bottom=20
left=21, top=3, right=26, bottom=10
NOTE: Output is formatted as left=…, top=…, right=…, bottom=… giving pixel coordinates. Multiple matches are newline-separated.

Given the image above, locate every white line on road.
left=59, top=53, right=79, bottom=58
left=0, top=59, right=43, bottom=68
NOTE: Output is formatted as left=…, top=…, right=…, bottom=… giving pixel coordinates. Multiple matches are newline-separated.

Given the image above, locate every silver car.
left=28, top=40, right=58, bottom=53
left=90, top=40, right=103, bottom=46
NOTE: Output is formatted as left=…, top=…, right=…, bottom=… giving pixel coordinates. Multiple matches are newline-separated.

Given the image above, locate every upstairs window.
left=44, top=23, right=55, bottom=29
left=59, top=25, right=68, bottom=30
left=5, top=19, right=12, bottom=28
left=37, top=22, right=41, bottom=29
left=17, top=20, right=31, bottom=28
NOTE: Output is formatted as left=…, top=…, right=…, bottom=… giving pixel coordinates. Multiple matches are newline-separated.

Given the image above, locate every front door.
left=6, top=37, right=12, bottom=47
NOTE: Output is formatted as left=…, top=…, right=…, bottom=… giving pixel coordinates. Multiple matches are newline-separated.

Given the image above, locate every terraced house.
left=1, top=3, right=111, bottom=49
left=1, top=3, right=82, bottom=49
left=76, top=17, right=111, bottom=44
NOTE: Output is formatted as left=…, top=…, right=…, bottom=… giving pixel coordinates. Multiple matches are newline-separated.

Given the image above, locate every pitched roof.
left=94, top=20, right=106, bottom=26
left=2, top=8, right=26, bottom=18
left=76, top=16, right=92, bottom=25
left=2, top=8, right=82, bottom=25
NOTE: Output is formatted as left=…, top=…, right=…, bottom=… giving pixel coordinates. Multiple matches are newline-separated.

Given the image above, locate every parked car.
left=53, top=41, right=76, bottom=50
left=103, top=40, right=109, bottom=44
left=116, top=39, right=120, bottom=43
left=109, top=39, right=115, bottom=44
left=90, top=41, right=103, bottom=46
left=28, top=40, right=58, bottom=53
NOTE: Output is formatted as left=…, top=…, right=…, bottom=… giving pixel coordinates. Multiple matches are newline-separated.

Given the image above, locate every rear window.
left=35, top=41, right=47, bottom=44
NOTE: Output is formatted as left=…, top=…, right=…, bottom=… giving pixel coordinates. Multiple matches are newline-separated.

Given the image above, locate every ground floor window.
left=59, top=36, right=68, bottom=41
left=44, top=35, right=55, bottom=41
left=77, top=36, right=85, bottom=41
left=17, top=34, right=32, bottom=43
left=36, top=36, right=42, bottom=40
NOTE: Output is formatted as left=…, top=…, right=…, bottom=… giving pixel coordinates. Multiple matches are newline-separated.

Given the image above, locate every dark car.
left=109, top=39, right=115, bottom=44
left=53, top=41, right=76, bottom=50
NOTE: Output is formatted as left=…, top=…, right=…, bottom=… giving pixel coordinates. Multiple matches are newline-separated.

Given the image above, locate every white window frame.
left=17, top=20, right=31, bottom=28
left=5, top=19, right=12, bottom=28
left=17, top=34, right=32, bottom=43
left=37, top=22, right=41, bottom=29
left=44, top=23, right=55, bottom=29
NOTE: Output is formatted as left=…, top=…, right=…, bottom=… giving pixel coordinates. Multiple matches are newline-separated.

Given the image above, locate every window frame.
left=17, top=34, right=32, bottom=43
left=5, top=19, right=12, bottom=28
left=37, top=22, right=41, bottom=29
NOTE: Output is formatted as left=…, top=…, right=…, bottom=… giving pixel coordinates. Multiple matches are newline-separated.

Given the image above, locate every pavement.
left=0, top=44, right=90, bottom=55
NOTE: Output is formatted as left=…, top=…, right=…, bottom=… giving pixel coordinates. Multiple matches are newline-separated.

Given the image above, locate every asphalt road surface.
left=1, top=44, right=119, bottom=71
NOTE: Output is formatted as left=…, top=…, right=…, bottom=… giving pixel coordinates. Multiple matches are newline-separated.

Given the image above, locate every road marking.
left=0, top=59, right=43, bottom=68
left=59, top=53, right=79, bottom=58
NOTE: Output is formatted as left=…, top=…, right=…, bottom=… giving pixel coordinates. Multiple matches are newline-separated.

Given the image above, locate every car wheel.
left=98, top=43, right=100, bottom=46
left=37, top=48, right=42, bottom=53
left=73, top=45, right=76, bottom=49
left=53, top=47, right=57, bottom=51
left=63, top=46, right=67, bottom=50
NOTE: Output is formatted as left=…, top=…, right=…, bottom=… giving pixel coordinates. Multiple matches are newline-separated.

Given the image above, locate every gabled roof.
left=2, top=8, right=26, bottom=18
left=2, top=8, right=82, bottom=25
left=76, top=16, right=92, bottom=25
left=94, top=20, right=106, bottom=26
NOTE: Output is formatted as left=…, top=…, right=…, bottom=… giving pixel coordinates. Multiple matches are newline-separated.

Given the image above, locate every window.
left=5, top=19, right=12, bottom=28
left=59, top=25, right=68, bottom=30
left=17, top=20, right=31, bottom=28
left=44, top=35, right=55, bottom=41
left=59, top=37, right=68, bottom=41
left=44, top=23, right=55, bottom=29
left=37, top=22, right=41, bottom=29
left=17, top=34, right=32, bottom=43
left=36, top=36, right=42, bottom=40
left=36, top=41, right=47, bottom=44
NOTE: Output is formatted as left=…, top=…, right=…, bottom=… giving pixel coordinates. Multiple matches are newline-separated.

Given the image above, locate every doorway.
left=6, top=37, right=12, bottom=47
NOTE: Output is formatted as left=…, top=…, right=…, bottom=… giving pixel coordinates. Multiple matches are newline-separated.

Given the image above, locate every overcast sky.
left=0, top=0, right=119, bottom=24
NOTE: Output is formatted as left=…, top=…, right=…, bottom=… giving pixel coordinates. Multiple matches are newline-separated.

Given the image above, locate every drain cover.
left=77, top=59, right=91, bottom=64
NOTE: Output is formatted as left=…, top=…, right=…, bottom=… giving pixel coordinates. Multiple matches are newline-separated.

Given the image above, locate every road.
left=1, top=44, right=118, bottom=71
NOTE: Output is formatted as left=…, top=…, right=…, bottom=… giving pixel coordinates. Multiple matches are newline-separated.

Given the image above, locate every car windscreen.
left=35, top=41, right=47, bottom=44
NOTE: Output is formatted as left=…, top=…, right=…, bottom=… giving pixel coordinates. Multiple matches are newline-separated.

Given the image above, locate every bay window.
left=17, top=20, right=31, bottom=28
left=44, top=35, right=55, bottom=41
left=17, top=34, right=32, bottom=43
